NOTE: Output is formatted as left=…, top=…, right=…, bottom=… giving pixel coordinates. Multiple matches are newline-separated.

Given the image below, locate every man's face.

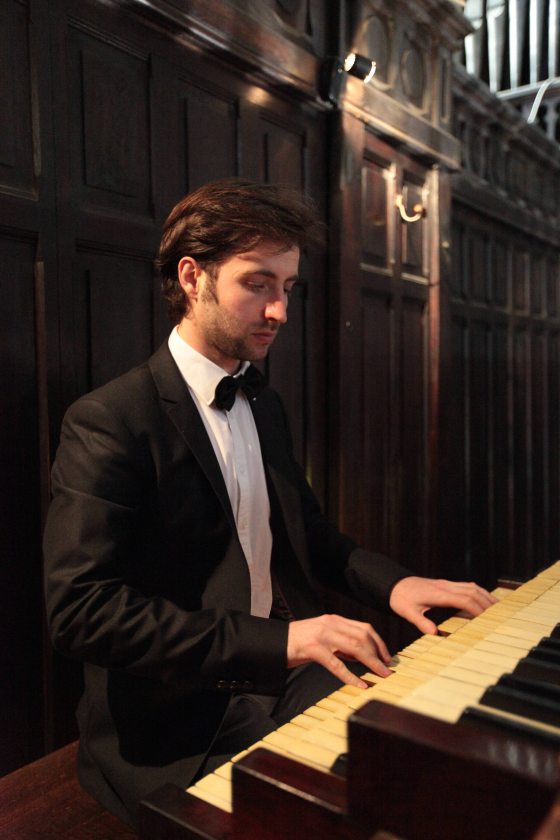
left=179, top=240, right=300, bottom=373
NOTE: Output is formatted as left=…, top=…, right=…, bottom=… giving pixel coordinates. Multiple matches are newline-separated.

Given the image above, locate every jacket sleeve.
left=43, top=395, right=288, bottom=695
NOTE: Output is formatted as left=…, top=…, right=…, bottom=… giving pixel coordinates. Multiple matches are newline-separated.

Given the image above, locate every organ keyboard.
left=138, top=562, right=560, bottom=839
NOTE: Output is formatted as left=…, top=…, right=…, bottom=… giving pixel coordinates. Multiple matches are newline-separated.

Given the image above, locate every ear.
left=178, top=257, right=203, bottom=305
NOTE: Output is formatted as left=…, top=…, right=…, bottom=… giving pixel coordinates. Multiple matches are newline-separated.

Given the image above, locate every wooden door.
left=327, top=112, right=442, bottom=645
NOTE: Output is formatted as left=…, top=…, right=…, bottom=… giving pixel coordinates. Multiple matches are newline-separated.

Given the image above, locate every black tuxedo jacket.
left=43, top=342, right=409, bottom=821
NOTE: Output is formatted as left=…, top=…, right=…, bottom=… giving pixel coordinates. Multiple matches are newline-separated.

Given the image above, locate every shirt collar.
left=168, top=326, right=250, bottom=407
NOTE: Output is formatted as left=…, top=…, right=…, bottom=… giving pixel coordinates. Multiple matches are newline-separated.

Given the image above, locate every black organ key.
left=513, top=655, right=560, bottom=686
left=538, top=637, right=560, bottom=653
left=479, top=674, right=560, bottom=728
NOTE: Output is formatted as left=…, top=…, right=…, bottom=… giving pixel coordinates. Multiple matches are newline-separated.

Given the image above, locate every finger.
left=368, top=628, right=391, bottom=663
left=449, top=583, right=497, bottom=615
left=336, top=617, right=392, bottom=664
left=319, top=650, right=369, bottom=688
left=428, top=581, right=497, bottom=615
left=410, top=612, right=438, bottom=636
left=327, top=625, right=392, bottom=675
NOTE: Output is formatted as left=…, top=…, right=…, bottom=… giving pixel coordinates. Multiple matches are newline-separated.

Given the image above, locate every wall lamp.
left=344, top=52, right=377, bottom=84
left=320, top=53, right=377, bottom=105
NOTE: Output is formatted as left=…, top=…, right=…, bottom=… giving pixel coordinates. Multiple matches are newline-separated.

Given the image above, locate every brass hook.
left=396, top=194, right=425, bottom=223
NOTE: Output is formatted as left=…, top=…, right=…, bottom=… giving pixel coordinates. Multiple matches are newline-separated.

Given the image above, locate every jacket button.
left=229, top=680, right=241, bottom=691
left=241, top=680, right=254, bottom=692
left=216, top=680, right=230, bottom=691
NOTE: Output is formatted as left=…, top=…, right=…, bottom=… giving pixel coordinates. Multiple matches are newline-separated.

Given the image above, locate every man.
left=43, top=179, right=495, bottom=826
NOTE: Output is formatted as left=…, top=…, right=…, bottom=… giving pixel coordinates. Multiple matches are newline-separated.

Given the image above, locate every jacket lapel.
left=148, top=343, right=236, bottom=532
left=251, top=386, right=322, bottom=617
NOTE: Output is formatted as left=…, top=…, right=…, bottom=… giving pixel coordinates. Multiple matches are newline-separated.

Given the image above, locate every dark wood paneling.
left=0, top=0, right=35, bottom=195
left=260, top=117, right=305, bottom=187
left=0, top=0, right=59, bottom=774
left=491, top=322, right=510, bottom=579
left=469, top=230, right=489, bottom=304
left=446, top=314, right=468, bottom=578
left=512, top=326, right=530, bottom=575
left=492, top=238, right=508, bottom=308
left=361, top=289, right=392, bottom=555
left=69, top=25, right=153, bottom=215
left=446, top=203, right=560, bottom=584
left=468, top=318, right=491, bottom=582
left=330, top=118, right=435, bottom=593
left=531, top=330, right=548, bottom=567
left=399, top=290, right=429, bottom=565
left=73, top=252, right=161, bottom=392
left=362, top=160, right=389, bottom=268
left=179, top=75, right=240, bottom=193
left=0, top=232, right=43, bottom=773
left=549, top=332, right=560, bottom=559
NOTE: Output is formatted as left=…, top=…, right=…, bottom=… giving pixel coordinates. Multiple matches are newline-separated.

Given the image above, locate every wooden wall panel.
left=448, top=315, right=468, bottom=578
left=362, top=161, right=389, bottom=268
left=399, top=291, right=428, bottom=565
left=179, top=76, right=239, bottom=193
left=72, top=253, right=164, bottom=393
left=361, top=290, right=392, bottom=555
left=0, top=233, right=43, bottom=774
left=261, top=119, right=305, bottom=187
left=468, top=318, right=491, bottom=580
left=492, top=238, right=508, bottom=307
left=0, top=0, right=57, bottom=774
left=330, top=118, right=436, bottom=603
left=69, top=27, right=152, bottom=215
left=549, top=332, right=560, bottom=559
left=531, top=330, right=548, bottom=567
left=512, top=326, right=530, bottom=575
left=0, top=0, right=35, bottom=194
left=447, top=204, right=560, bottom=584
left=492, top=322, right=510, bottom=578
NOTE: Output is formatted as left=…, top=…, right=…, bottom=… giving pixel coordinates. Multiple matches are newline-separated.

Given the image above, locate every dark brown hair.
left=157, top=178, right=324, bottom=323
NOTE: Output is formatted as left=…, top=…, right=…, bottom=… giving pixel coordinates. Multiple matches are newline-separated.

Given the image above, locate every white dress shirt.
left=168, top=327, right=273, bottom=617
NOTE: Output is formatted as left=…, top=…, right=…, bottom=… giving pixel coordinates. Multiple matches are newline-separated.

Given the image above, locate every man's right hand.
left=286, top=614, right=392, bottom=688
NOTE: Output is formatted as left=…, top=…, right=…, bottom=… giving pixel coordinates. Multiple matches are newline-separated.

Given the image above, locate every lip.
left=252, top=331, right=277, bottom=344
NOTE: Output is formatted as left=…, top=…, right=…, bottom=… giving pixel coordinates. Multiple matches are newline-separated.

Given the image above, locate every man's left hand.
left=389, top=576, right=498, bottom=635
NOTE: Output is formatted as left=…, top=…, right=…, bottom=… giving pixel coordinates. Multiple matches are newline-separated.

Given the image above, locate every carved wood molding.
left=338, top=0, right=471, bottom=167
left=395, top=0, right=472, bottom=47
left=113, top=0, right=323, bottom=103
left=342, top=83, right=461, bottom=169
left=452, top=63, right=560, bottom=240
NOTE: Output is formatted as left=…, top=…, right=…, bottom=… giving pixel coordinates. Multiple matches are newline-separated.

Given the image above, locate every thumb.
left=410, top=611, right=438, bottom=636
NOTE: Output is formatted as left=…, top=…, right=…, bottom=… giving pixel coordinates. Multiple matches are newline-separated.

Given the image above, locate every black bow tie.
left=214, top=366, right=267, bottom=411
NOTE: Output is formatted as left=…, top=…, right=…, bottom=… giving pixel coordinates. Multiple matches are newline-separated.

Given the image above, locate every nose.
left=264, top=297, right=288, bottom=324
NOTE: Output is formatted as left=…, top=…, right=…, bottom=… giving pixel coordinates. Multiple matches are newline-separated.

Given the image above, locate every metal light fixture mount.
left=319, top=52, right=377, bottom=104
